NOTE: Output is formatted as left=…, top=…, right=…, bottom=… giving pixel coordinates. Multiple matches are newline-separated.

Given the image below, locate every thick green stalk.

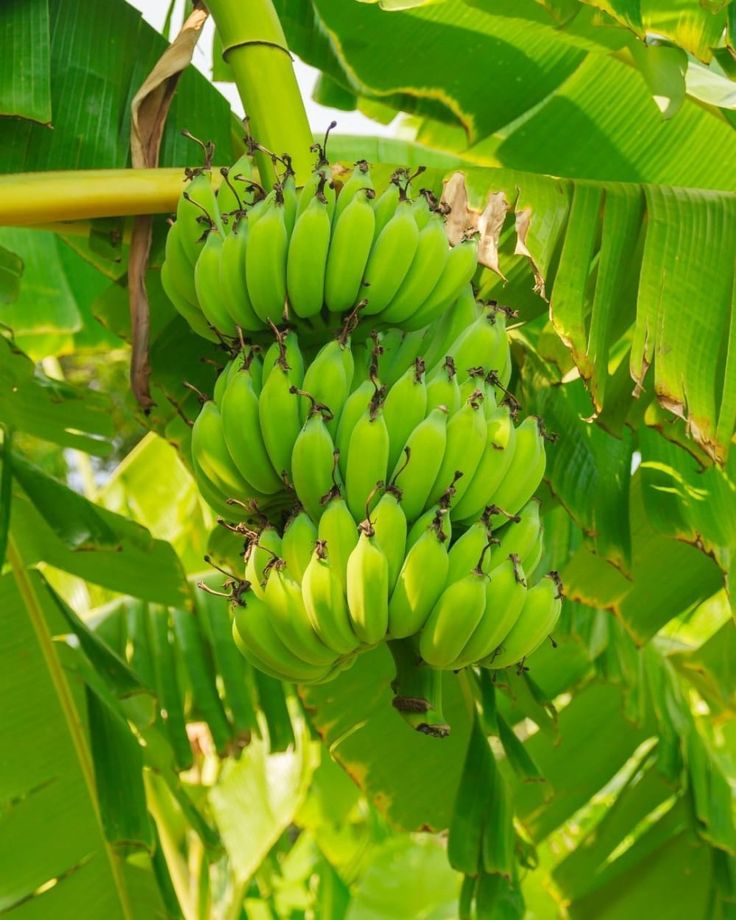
left=206, top=0, right=314, bottom=184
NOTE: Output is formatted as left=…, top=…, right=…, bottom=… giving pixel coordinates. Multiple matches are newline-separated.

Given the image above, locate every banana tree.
left=1, top=0, right=735, bottom=917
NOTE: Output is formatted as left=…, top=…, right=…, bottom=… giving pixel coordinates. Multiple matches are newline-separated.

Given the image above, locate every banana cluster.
left=161, top=147, right=478, bottom=345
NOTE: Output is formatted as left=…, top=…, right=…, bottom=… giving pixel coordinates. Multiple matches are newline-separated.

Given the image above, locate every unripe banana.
left=406, top=503, right=452, bottom=551
left=220, top=361, right=283, bottom=494
left=262, top=329, right=304, bottom=382
left=220, top=217, right=264, bottom=332
left=485, top=574, right=562, bottom=669
left=246, top=192, right=288, bottom=325
left=232, top=590, right=332, bottom=682
left=371, top=175, right=402, bottom=239
left=291, top=402, right=336, bottom=522
left=453, top=406, right=517, bottom=523
left=381, top=329, right=427, bottom=389
left=334, top=160, right=373, bottom=221
left=281, top=171, right=299, bottom=235
left=403, top=238, right=479, bottom=331
left=282, top=510, right=318, bottom=581
left=301, top=339, right=353, bottom=433
left=212, top=362, right=231, bottom=407
left=258, top=340, right=304, bottom=482
left=383, top=359, right=427, bottom=474
left=245, top=527, right=282, bottom=599
left=419, top=569, right=487, bottom=669
left=491, top=501, right=543, bottom=580
left=346, top=520, right=390, bottom=645
left=361, top=199, right=420, bottom=316
left=302, top=540, right=360, bottom=655
left=374, top=329, right=403, bottom=382
left=371, top=488, right=407, bottom=592
left=177, top=170, right=223, bottom=264
left=388, top=517, right=450, bottom=639
left=286, top=178, right=331, bottom=319
left=427, top=391, right=488, bottom=508
left=317, top=493, right=359, bottom=588
left=191, top=454, right=235, bottom=519
left=324, top=188, right=376, bottom=315
left=194, top=231, right=238, bottom=336
left=191, top=401, right=261, bottom=503
left=391, top=407, right=448, bottom=523
left=379, top=213, right=450, bottom=324
left=215, top=155, right=254, bottom=218
left=455, top=556, right=527, bottom=667
left=425, top=358, right=462, bottom=415
left=344, top=395, right=390, bottom=522
left=161, top=258, right=216, bottom=341
left=486, top=417, right=546, bottom=526
left=423, top=284, right=481, bottom=369
left=336, top=380, right=374, bottom=476
left=264, top=562, right=338, bottom=666
left=446, top=521, right=493, bottom=585
left=447, top=311, right=509, bottom=383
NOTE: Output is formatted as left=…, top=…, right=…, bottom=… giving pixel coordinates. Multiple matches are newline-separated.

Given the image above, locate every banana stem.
left=205, top=0, right=313, bottom=185
left=388, top=639, right=451, bottom=738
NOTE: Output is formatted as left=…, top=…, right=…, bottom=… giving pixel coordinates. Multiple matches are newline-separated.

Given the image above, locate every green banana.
left=264, top=562, right=338, bottom=667
left=381, top=329, right=428, bottom=389
left=419, top=567, right=487, bottom=669
left=317, top=492, right=359, bottom=588
left=282, top=510, right=318, bottom=581
left=486, top=417, right=546, bottom=526
left=245, top=527, right=282, bottom=599
left=391, top=407, right=448, bottom=523
left=233, top=589, right=333, bottom=682
left=324, top=188, right=376, bottom=315
left=344, top=392, right=390, bottom=522
left=336, top=380, right=374, bottom=477
left=379, top=213, right=450, bottom=324
left=300, top=338, right=353, bottom=433
left=447, top=311, right=509, bottom=383
left=177, top=169, right=222, bottom=264
left=424, top=284, right=481, bottom=369
left=403, top=238, right=479, bottom=331
left=220, top=216, right=264, bottom=331
left=383, top=359, right=427, bottom=473
left=215, top=154, right=254, bottom=218
left=425, top=358, right=462, bottom=415
left=346, top=519, right=390, bottom=645
left=455, top=556, right=527, bottom=667
left=262, top=329, right=304, bottom=382
left=427, top=391, right=488, bottom=508
left=388, top=515, right=449, bottom=639
left=191, top=454, right=236, bottom=519
left=371, top=173, right=402, bottom=239
left=370, top=488, right=407, bottom=591
left=302, top=540, right=361, bottom=655
left=406, top=502, right=452, bottom=551
left=286, top=176, right=331, bottom=319
left=334, top=160, right=373, bottom=221
left=453, top=405, right=517, bottom=523
left=281, top=170, right=298, bottom=235
left=361, top=199, right=420, bottom=316
left=191, top=400, right=261, bottom=504
left=194, top=230, right=238, bottom=336
left=161, top=258, right=216, bottom=341
left=258, top=338, right=304, bottom=482
left=246, top=189, right=289, bottom=325
left=291, top=399, right=336, bottom=522
left=490, top=501, right=543, bottom=580
left=485, top=574, right=562, bottom=669
left=220, top=359, right=283, bottom=494
left=446, top=521, right=493, bottom=585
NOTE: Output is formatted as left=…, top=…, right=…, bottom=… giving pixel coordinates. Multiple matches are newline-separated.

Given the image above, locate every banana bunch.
left=161, top=142, right=480, bottom=345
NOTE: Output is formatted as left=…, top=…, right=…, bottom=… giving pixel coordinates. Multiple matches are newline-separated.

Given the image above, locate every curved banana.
left=324, top=188, right=376, bottom=315
left=246, top=190, right=289, bottom=325
left=388, top=517, right=449, bottom=639
left=453, top=405, right=517, bottom=523
left=419, top=569, right=487, bottom=669
left=286, top=177, right=331, bottom=319
left=220, top=361, right=283, bottom=494
left=334, top=160, right=373, bottom=221
left=423, top=284, right=481, bottom=370
left=177, top=169, right=222, bottom=264
left=427, top=391, right=488, bottom=508
left=455, top=556, right=527, bottom=667
left=383, top=360, right=427, bottom=474
left=425, top=358, right=462, bottom=415
left=191, top=454, right=236, bottom=519
left=346, top=520, right=390, bottom=645
left=336, top=380, right=374, bottom=478
left=371, top=174, right=402, bottom=239
left=258, top=340, right=304, bottom=482
left=161, top=258, right=215, bottom=341
left=490, top=501, right=543, bottom=580
left=264, top=562, right=339, bottom=666
left=371, top=488, right=407, bottom=592
left=302, top=540, right=361, bottom=655
left=486, top=417, right=546, bottom=526
left=301, top=338, right=353, bottom=433
left=361, top=199, right=420, bottom=316
left=381, top=329, right=428, bottom=389
left=317, top=493, right=359, bottom=588
left=446, top=521, right=493, bottom=585
left=245, top=527, right=282, bottom=599
left=291, top=402, right=336, bottom=522
left=391, top=407, right=448, bottom=523
left=402, top=238, right=479, bottom=331
left=220, top=216, right=264, bottom=331
left=194, top=230, right=238, bottom=337
left=281, top=170, right=298, bottom=235
left=485, top=574, right=562, bottom=669
left=379, top=213, right=450, bottom=325
left=446, top=311, right=509, bottom=384
left=406, top=503, right=452, bottom=551
left=344, top=395, right=390, bottom=522
left=191, top=400, right=262, bottom=504
left=282, top=510, right=318, bottom=581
